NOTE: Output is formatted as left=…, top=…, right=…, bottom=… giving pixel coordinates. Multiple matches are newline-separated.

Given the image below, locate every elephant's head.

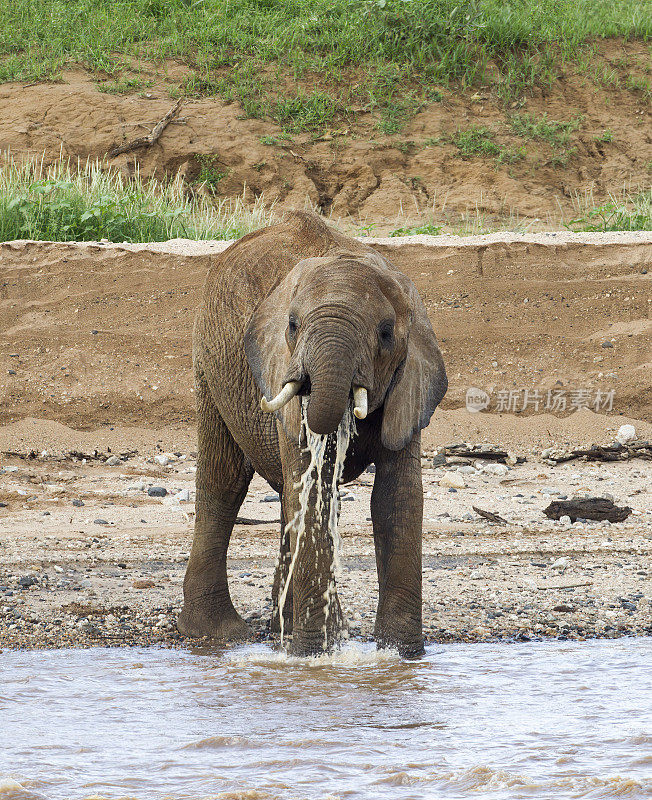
left=244, top=250, right=447, bottom=450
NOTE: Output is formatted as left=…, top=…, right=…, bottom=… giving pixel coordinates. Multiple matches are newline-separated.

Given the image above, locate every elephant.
left=177, top=211, right=447, bottom=657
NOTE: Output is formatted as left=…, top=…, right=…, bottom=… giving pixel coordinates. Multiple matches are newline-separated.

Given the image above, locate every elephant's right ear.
left=244, top=274, right=302, bottom=437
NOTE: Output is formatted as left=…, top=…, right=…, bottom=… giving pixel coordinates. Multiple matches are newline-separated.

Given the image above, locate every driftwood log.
left=544, top=498, right=632, bottom=523
left=442, top=444, right=526, bottom=464
left=545, top=441, right=651, bottom=464
left=108, top=99, right=182, bottom=158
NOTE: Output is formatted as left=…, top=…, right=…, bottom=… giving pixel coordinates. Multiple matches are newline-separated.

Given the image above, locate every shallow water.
left=1, top=639, right=651, bottom=800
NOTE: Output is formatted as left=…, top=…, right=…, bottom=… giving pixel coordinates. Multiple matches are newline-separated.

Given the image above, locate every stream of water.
left=1, top=638, right=650, bottom=800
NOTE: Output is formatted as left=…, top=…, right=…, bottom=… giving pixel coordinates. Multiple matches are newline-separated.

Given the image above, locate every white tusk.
left=353, top=386, right=368, bottom=420
left=260, top=381, right=301, bottom=413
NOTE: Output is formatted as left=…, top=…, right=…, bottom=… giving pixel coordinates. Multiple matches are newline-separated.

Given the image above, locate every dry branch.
left=473, top=506, right=509, bottom=524
left=108, top=100, right=182, bottom=158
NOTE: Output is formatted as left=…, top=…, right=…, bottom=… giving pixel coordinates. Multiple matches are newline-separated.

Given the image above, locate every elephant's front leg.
left=371, top=432, right=424, bottom=658
left=279, top=429, right=344, bottom=655
left=177, top=374, right=253, bottom=642
left=270, top=505, right=293, bottom=635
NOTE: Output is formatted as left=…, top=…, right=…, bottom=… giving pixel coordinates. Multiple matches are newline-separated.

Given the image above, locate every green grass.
left=453, top=126, right=501, bottom=158
left=389, top=222, right=443, bottom=237
left=565, top=188, right=651, bottom=231
left=508, top=112, right=582, bottom=145
left=0, top=155, right=273, bottom=242
left=1, top=0, right=649, bottom=131
left=194, top=154, right=228, bottom=193
left=450, top=126, right=525, bottom=165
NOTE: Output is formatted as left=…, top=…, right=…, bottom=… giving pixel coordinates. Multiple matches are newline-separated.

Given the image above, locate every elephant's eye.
left=287, top=314, right=299, bottom=337
left=378, top=319, right=395, bottom=350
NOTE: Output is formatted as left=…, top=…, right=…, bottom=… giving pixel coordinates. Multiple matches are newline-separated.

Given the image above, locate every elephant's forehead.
left=291, top=259, right=392, bottom=303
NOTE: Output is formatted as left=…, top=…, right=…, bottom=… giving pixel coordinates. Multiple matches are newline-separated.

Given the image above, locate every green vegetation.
left=453, top=126, right=501, bottom=158
left=389, top=222, right=443, bottom=237
left=194, top=154, right=228, bottom=193
left=448, top=126, right=524, bottom=165
left=97, top=76, right=151, bottom=94
left=0, top=155, right=273, bottom=242
left=1, top=0, right=649, bottom=131
left=566, top=189, right=651, bottom=231
left=508, top=113, right=582, bottom=145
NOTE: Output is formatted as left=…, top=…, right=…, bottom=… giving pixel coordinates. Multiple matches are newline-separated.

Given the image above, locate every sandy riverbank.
left=1, top=416, right=650, bottom=651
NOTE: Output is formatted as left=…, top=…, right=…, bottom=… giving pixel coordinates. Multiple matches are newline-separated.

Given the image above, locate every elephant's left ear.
left=381, top=289, right=447, bottom=451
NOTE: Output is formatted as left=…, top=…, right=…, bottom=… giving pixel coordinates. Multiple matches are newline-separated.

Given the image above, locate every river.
left=1, top=638, right=650, bottom=799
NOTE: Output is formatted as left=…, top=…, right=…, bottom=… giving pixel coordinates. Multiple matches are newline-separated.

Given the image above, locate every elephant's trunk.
left=304, top=329, right=358, bottom=435
left=306, top=368, right=354, bottom=435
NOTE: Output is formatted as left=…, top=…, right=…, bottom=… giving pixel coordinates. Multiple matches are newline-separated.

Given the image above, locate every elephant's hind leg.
left=178, top=373, right=253, bottom=642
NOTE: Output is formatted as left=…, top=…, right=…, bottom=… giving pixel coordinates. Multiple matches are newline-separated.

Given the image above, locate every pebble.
left=457, top=466, right=477, bottom=475
left=93, top=519, right=109, bottom=526
left=105, top=455, right=121, bottom=466
left=154, top=454, right=170, bottom=467
left=148, top=487, right=167, bottom=498
left=440, top=472, right=466, bottom=489
left=559, top=515, right=572, bottom=526
left=262, top=493, right=280, bottom=502
left=615, top=424, right=636, bottom=445
left=483, top=463, right=509, bottom=476
left=72, top=499, right=84, bottom=507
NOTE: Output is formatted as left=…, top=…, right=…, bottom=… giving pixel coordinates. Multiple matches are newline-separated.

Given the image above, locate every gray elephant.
left=177, top=211, right=447, bottom=657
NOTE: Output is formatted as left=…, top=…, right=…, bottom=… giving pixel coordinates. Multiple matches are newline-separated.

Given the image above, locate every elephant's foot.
left=375, top=614, right=424, bottom=659
left=289, top=601, right=347, bottom=656
left=177, top=605, right=252, bottom=642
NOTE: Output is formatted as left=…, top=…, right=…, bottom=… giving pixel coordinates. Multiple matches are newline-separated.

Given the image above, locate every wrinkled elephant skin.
left=177, top=211, right=447, bottom=657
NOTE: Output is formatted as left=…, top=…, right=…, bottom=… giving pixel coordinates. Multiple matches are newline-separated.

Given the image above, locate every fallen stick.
left=108, top=99, right=182, bottom=158
left=472, top=506, right=509, bottom=524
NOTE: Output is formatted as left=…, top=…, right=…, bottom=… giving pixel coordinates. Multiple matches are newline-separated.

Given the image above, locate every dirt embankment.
left=0, top=39, right=650, bottom=228
left=1, top=232, right=650, bottom=430
left=1, top=234, right=651, bottom=653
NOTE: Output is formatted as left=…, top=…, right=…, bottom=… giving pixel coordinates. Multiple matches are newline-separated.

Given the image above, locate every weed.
left=595, top=129, right=614, bottom=143
left=97, top=76, right=149, bottom=95
left=389, top=222, right=443, bottom=237
left=274, top=92, right=336, bottom=133
left=549, top=147, right=577, bottom=167
left=565, top=188, right=651, bottom=232
left=508, top=113, right=582, bottom=145
left=453, top=127, right=500, bottom=158
left=195, top=155, right=228, bottom=193
left=395, top=141, right=416, bottom=154
left=0, top=154, right=272, bottom=242
left=496, top=146, right=526, bottom=165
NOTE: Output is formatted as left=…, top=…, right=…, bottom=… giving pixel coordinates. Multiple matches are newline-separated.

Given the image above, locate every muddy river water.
left=1, top=639, right=650, bottom=800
